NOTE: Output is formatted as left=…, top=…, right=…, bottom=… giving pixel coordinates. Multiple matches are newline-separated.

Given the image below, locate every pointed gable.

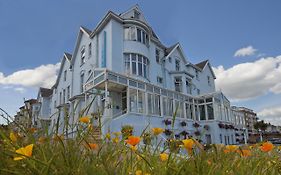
left=52, top=53, right=72, bottom=88
left=164, top=43, right=188, bottom=64
left=195, top=60, right=216, bottom=79
left=119, top=4, right=149, bottom=24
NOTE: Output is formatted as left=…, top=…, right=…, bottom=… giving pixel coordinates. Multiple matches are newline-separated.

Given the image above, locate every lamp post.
left=243, top=128, right=247, bottom=145
left=258, top=129, right=263, bottom=142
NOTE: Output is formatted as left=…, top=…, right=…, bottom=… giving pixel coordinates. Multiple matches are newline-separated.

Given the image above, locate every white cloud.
left=0, top=63, right=60, bottom=88
left=258, top=106, right=281, bottom=125
left=234, top=45, right=257, bottom=57
left=213, top=55, right=281, bottom=101
left=14, top=87, right=26, bottom=93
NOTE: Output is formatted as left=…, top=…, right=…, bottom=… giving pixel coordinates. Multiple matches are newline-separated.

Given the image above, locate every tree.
left=254, top=120, right=268, bottom=131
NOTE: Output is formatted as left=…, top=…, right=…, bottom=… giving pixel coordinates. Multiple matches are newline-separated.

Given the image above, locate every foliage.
left=254, top=120, right=268, bottom=131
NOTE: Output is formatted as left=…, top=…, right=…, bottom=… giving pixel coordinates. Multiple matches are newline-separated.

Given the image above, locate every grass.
left=1, top=121, right=281, bottom=175
left=0, top=102, right=281, bottom=175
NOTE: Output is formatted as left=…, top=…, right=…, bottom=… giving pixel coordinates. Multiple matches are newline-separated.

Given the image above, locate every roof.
left=39, top=87, right=53, bottom=97
left=165, top=43, right=178, bottom=56
left=64, top=52, right=72, bottom=61
left=195, top=60, right=208, bottom=70
left=80, top=26, right=92, bottom=36
left=24, top=99, right=37, bottom=104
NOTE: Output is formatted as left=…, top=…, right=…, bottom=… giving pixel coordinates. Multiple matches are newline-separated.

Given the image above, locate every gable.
left=119, top=4, right=149, bottom=24
left=165, top=43, right=188, bottom=64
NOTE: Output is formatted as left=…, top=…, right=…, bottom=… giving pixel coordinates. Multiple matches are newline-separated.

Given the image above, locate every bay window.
left=124, top=26, right=149, bottom=45
left=124, top=53, right=149, bottom=79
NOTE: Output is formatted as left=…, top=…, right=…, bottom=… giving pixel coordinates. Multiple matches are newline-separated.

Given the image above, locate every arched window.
left=124, top=53, right=149, bottom=79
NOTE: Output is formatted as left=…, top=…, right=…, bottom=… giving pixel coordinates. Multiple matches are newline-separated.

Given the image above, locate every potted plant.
left=180, top=121, right=187, bottom=127
left=194, top=130, right=201, bottom=136
left=193, top=122, right=200, bottom=128
left=180, top=130, right=189, bottom=139
left=121, top=125, right=133, bottom=139
left=164, top=129, right=172, bottom=136
left=175, top=134, right=180, bottom=139
left=218, top=123, right=225, bottom=128
left=163, top=119, right=172, bottom=125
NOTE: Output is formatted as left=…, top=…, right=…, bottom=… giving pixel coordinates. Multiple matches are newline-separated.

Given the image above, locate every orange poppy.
left=125, top=136, right=141, bottom=146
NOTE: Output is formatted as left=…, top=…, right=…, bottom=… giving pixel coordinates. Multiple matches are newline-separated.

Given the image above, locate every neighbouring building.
left=231, top=106, right=248, bottom=144
left=29, top=5, right=240, bottom=144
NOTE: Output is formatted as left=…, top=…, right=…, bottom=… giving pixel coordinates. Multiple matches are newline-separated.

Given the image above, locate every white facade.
left=34, top=5, right=237, bottom=144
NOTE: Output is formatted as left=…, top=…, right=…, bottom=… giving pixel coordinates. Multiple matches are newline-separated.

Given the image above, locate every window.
left=148, top=93, right=153, bottom=114
left=137, top=28, right=142, bottom=42
left=63, top=89, right=65, bottom=104
left=88, top=43, right=92, bottom=57
left=129, top=89, right=137, bottom=113
left=185, top=103, right=193, bottom=119
left=156, top=49, right=160, bottom=63
left=81, top=46, right=85, bottom=65
left=175, top=100, right=184, bottom=118
left=175, top=60, right=180, bottom=71
left=186, top=80, right=191, bottom=94
left=220, top=134, right=222, bottom=143
left=59, top=92, right=62, bottom=105
left=207, top=103, right=214, bottom=120
left=67, top=86, right=70, bottom=100
left=124, top=26, right=149, bottom=45
left=197, top=89, right=200, bottom=95
left=199, top=105, right=206, bottom=120
left=64, top=70, right=67, bottom=81
left=157, top=76, right=163, bottom=84
left=207, top=76, right=211, bottom=85
left=174, top=77, right=182, bottom=92
left=124, top=53, right=149, bottom=78
left=154, top=94, right=161, bottom=116
left=169, top=57, right=172, bottom=63
left=138, top=90, right=144, bottom=113
left=195, top=70, right=199, bottom=80
left=80, top=73, right=84, bottom=93
left=134, top=10, right=140, bottom=19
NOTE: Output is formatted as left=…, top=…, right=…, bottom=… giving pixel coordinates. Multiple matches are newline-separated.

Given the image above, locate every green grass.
left=1, top=122, right=281, bottom=175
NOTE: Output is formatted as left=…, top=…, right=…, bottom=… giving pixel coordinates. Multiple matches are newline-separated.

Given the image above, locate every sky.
left=0, top=0, right=281, bottom=125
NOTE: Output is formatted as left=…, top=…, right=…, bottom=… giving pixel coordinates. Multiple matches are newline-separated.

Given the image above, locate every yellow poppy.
left=135, top=170, right=142, bottom=175
left=10, top=132, right=17, bottom=142
left=14, top=144, right=34, bottom=161
left=152, top=128, right=164, bottom=135
left=224, top=145, right=239, bottom=153
left=159, top=153, right=169, bottom=161
left=105, top=133, right=111, bottom=140
left=79, top=116, right=90, bottom=123
left=112, top=137, right=119, bottom=143
left=182, top=139, right=194, bottom=153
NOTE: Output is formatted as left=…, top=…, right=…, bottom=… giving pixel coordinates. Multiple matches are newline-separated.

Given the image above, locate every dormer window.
left=134, top=10, right=140, bottom=19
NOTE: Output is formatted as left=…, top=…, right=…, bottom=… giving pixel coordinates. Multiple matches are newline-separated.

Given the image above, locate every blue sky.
left=0, top=0, right=281, bottom=124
